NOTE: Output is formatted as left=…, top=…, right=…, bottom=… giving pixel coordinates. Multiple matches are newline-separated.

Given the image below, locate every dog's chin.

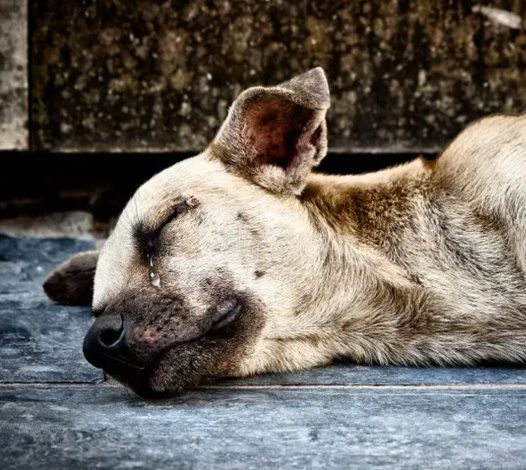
left=108, top=372, right=198, bottom=399
left=106, top=339, right=226, bottom=398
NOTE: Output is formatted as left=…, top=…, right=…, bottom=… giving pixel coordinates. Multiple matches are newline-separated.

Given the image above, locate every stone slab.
left=0, top=0, right=28, bottom=150
left=1, top=385, right=525, bottom=469
left=31, top=1, right=526, bottom=153
left=0, top=235, right=102, bottom=383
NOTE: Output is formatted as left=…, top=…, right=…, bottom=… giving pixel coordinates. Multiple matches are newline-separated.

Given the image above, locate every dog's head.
left=44, top=68, right=331, bottom=396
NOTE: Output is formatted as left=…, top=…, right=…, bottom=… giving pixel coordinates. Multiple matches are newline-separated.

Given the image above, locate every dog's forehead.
left=132, top=153, right=231, bottom=210
left=126, top=151, right=280, bottom=228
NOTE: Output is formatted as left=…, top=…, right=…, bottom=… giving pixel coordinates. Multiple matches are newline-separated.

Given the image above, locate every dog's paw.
left=43, top=250, right=99, bottom=306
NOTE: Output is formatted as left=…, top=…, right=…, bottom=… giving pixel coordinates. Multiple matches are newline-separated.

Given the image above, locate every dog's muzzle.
left=82, top=296, right=243, bottom=392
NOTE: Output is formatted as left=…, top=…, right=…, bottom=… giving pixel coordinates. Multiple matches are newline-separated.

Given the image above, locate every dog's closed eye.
left=133, top=197, right=200, bottom=256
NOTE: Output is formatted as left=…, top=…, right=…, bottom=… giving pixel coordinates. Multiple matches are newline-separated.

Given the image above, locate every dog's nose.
left=83, top=314, right=143, bottom=371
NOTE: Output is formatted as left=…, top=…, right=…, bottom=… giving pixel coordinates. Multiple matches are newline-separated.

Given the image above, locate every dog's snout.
left=83, top=314, right=143, bottom=372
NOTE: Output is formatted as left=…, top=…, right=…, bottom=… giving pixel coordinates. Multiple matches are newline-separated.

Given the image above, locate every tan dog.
left=44, top=68, right=526, bottom=397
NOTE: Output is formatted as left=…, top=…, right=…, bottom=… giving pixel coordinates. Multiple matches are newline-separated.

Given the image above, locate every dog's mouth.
left=83, top=297, right=244, bottom=397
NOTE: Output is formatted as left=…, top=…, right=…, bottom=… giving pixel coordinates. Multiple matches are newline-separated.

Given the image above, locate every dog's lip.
left=96, top=350, right=146, bottom=372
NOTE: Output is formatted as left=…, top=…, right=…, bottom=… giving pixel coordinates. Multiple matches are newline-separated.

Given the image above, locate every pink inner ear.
left=246, top=97, right=315, bottom=169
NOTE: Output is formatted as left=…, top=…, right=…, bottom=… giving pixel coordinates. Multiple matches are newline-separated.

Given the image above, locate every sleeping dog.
left=44, top=68, right=526, bottom=397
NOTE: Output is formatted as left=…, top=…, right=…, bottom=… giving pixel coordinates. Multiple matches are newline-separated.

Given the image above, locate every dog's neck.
left=291, top=158, right=444, bottom=364
left=302, top=159, right=431, bottom=242
left=301, top=158, right=430, bottom=282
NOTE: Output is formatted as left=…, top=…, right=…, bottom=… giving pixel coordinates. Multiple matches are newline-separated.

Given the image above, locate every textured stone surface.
left=0, top=235, right=101, bottom=383
left=0, top=0, right=28, bottom=149
left=31, top=1, right=526, bottom=153
left=2, top=385, right=526, bottom=469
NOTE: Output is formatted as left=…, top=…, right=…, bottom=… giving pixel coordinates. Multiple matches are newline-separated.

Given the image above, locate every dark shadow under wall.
left=0, top=151, right=427, bottom=227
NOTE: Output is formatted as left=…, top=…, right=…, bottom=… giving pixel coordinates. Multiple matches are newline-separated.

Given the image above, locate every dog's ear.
left=43, top=250, right=99, bottom=306
left=211, top=67, right=330, bottom=195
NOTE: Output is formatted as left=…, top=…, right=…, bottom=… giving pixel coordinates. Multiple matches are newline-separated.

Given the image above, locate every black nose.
left=83, top=314, right=144, bottom=372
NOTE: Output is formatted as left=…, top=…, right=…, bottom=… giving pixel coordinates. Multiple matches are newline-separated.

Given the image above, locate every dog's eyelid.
left=135, top=197, right=200, bottom=255
left=161, top=197, right=200, bottom=229
left=185, top=196, right=200, bottom=208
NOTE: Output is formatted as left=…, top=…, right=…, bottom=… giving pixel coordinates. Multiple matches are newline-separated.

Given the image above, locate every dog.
left=43, top=68, right=526, bottom=397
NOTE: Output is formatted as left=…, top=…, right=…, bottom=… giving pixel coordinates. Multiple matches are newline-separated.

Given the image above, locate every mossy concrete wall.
left=6, top=1, right=526, bottom=152
left=0, top=0, right=27, bottom=150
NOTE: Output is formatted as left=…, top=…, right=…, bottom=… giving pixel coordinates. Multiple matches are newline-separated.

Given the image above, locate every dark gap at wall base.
left=0, top=151, right=430, bottom=221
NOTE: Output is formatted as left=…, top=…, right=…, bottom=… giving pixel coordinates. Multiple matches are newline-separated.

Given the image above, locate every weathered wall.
left=25, top=1, right=526, bottom=152
left=0, top=0, right=27, bottom=150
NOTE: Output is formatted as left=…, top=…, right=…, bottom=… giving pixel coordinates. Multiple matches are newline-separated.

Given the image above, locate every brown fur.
left=44, top=69, right=526, bottom=396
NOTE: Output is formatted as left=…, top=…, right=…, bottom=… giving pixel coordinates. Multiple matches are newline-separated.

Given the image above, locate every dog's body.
left=44, top=69, right=526, bottom=396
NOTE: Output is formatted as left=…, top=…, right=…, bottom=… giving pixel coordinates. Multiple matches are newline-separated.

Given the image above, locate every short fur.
left=44, top=68, right=526, bottom=396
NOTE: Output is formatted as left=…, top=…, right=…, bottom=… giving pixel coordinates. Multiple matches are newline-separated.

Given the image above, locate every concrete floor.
left=1, top=235, right=526, bottom=469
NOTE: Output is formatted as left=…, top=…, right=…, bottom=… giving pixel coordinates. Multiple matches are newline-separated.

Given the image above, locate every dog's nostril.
left=97, top=314, right=125, bottom=349
left=83, top=313, right=146, bottom=375
left=100, top=327, right=124, bottom=348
